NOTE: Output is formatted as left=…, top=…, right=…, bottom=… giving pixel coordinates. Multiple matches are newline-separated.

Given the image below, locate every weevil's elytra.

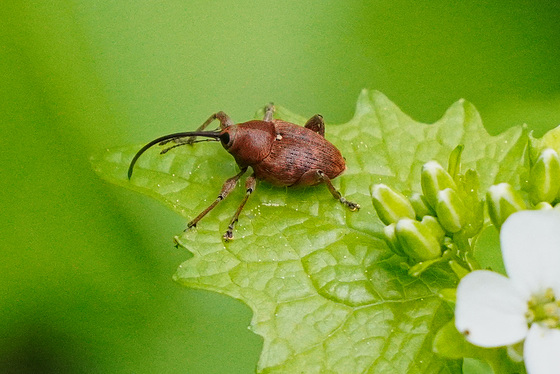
left=128, top=104, right=360, bottom=241
left=252, top=120, right=346, bottom=187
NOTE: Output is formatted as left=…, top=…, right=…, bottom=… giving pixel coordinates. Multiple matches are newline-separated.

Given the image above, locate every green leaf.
left=462, top=359, right=494, bottom=374
left=472, top=227, right=507, bottom=275
left=434, top=321, right=525, bottom=374
left=91, top=90, right=528, bottom=373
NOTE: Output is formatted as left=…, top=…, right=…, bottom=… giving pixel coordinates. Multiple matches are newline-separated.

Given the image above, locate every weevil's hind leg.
left=316, top=170, right=360, bottom=211
left=223, top=173, right=257, bottom=241
left=304, top=115, right=325, bottom=137
left=185, top=167, right=247, bottom=230
left=263, top=103, right=275, bottom=122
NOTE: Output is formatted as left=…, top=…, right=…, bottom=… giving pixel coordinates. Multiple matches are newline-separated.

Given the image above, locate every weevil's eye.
left=220, top=132, right=231, bottom=148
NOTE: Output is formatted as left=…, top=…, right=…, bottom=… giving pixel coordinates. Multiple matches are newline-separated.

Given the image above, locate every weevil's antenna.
left=128, top=131, right=223, bottom=179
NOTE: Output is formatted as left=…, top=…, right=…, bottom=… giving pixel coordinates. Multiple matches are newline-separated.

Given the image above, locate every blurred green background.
left=1, top=1, right=559, bottom=373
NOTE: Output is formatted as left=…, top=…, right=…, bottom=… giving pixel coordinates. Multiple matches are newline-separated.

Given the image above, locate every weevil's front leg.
left=186, top=111, right=233, bottom=144
left=195, top=111, right=234, bottom=132
left=316, top=170, right=360, bottom=211
left=263, top=103, right=275, bottom=122
left=223, top=173, right=257, bottom=241
left=304, top=114, right=325, bottom=137
left=186, top=167, right=247, bottom=230
left=160, top=111, right=234, bottom=148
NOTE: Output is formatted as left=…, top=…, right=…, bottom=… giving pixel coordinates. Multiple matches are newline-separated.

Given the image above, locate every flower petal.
left=455, top=270, right=528, bottom=347
left=524, top=324, right=560, bottom=374
left=501, top=210, right=560, bottom=297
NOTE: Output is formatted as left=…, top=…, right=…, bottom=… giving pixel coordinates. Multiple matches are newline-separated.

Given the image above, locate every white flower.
left=455, top=210, right=560, bottom=374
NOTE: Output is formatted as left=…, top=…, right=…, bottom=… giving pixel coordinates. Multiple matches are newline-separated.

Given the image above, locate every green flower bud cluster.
left=371, top=147, right=484, bottom=267
left=486, top=148, right=560, bottom=229
left=371, top=184, right=444, bottom=261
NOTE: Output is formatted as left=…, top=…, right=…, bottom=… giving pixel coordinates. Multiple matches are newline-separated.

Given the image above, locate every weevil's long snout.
left=127, top=131, right=225, bottom=179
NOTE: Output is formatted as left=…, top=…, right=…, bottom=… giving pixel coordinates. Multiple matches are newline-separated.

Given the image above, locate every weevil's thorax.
left=220, top=120, right=276, bottom=167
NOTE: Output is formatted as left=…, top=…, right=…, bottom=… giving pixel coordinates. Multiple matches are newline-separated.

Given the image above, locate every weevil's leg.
left=263, top=103, right=275, bottom=122
left=202, top=111, right=233, bottom=131
left=185, top=167, right=247, bottom=230
left=316, top=170, right=360, bottom=211
left=185, top=111, right=233, bottom=144
left=304, top=114, right=325, bottom=137
left=223, top=173, right=257, bottom=241
left=159, top=111, right=234, bottom=147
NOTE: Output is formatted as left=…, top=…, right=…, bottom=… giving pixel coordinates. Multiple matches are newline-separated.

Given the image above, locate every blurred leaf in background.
left=1, top=0, right=559, bottom=373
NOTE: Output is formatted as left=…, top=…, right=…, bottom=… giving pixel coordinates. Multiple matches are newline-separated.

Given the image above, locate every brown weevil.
left=128, top=104, right=360, bottom=241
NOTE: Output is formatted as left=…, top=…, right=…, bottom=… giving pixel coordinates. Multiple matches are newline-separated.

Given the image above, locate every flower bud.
left=529, top=148, right=560, bottom=204
left=395, top=218, right=443, bottom=261
left=383, top=223, right=406, bottom=257
left=535, top=201, right=553, bottom=210
left=435, top=188, right=467, bottom=233
left=421, top=161, right=457, bottom=210
left=486, top=183, right=526, bottom=229
left=409, top=193, right=435, bottom=219
left=371, top=184, right=415, bottom=225
left=420, top=215, right=445, bottom=244
left=447, top=145, right=464, bottom=180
